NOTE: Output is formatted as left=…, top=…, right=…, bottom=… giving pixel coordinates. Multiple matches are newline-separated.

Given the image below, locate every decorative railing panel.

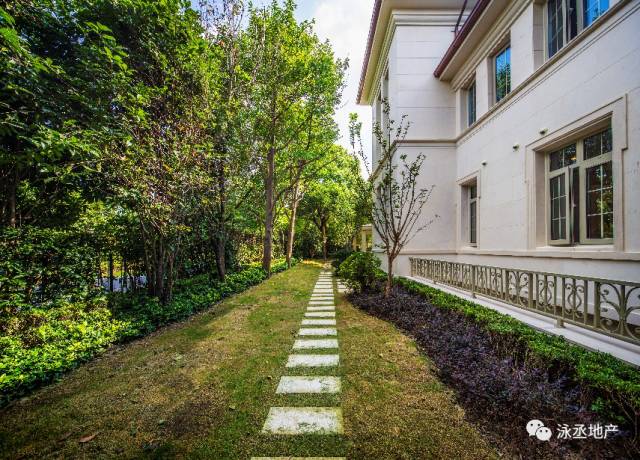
left=409, top=258, right=640, bottom=346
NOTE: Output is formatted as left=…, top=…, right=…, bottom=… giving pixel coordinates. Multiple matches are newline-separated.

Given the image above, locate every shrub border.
left=1, top=259, right=299, bottom=405
left=396, top=277, right=640, bottom=426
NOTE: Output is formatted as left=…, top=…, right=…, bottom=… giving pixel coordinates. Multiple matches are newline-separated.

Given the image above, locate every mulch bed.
left=348, top=285, right=634, bottom=459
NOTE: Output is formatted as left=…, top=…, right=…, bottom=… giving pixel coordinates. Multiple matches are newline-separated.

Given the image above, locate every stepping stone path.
left=256, top=269, right=344, bottom=459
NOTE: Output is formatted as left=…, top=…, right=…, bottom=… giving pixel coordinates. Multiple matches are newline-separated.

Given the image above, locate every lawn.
left=0, top=261, right=495, bottom=459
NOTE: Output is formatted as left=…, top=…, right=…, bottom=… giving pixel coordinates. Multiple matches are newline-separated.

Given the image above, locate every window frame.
left=583, top=0, right=610, bottom=28
left=494, top=44, right=511, bottom=103
left=544, top=0, right=610, bottom=60
left=467, top=80, right=477, bottom=127
left=545, top=126, right=613, bottom=246
left=468, top=183, right=478, bottom=246
left=458, top=175, right=480, bottom=248
left=546, top=0, right=565, bottom=59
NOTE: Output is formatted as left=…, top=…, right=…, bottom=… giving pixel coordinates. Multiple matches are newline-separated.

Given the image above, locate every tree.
left=299, top=146, right=361, bottom=260
left=278, top=109, right=341, bottom=267
left=243, top=0, right=345, bottom=274
left=102, top=0, right=216, bottom=303
left=350, top=100, right=436, bottom=297
left=198, top=0, right=254, bottom=280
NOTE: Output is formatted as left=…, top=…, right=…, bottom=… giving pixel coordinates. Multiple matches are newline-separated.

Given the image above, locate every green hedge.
left=336, top=252, right=381, bottom=292
left=396, top=277, right=640, bottom=423
left=0, top=258, right=298, bottom=404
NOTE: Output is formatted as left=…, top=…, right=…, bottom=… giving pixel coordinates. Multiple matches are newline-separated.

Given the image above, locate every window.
left=547, top=126, right=613, bottom=245
left=469, top=184, right=478, bottom=245
left=546, top=0, right=609, bottom=58
left=547, top=0, right=564, bottom=58
left=494, top=45, right=511, bottom=102
left=467, top=80, right=476, bottom=126
left=584, top=0, right=609, bottom=27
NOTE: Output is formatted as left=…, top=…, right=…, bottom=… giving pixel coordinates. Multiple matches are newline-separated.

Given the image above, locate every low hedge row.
left=396, top=277, right=640, bottom=425
left=0, top=258, right=298, bottom=404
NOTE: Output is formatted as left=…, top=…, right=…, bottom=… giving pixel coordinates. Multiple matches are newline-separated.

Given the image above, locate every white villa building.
left=358, top=0, right=640, bottom=358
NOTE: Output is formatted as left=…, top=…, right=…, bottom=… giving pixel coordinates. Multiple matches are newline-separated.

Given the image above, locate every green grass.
left=0, top=261, right=496, bottom=459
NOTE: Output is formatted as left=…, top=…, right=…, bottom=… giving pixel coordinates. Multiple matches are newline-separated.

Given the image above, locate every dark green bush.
left=0, top=226, right=99, bottom=309
left=396, top=277, right=640, bottom=424
left=336, top=252, right=381, bottom=292
left=0, top=258, right=298, bottom=404
left=330, top=248, right=353, bottom=269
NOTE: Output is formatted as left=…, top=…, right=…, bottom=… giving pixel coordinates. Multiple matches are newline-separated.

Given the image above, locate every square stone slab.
left=307, top=306, right=335, bottom=311
left=309, top=302, right=334, bottom=306
left=276, top=376, right=341, bottom=394
left=298, top=327, right=337, bottom=336
left=301, top=319, right=336, bottom=326
left=262, top=407, right=343, bottom=435
left=305, top=311, right=335, bottom=317
left=292, top=339, right=339, bottom=350
left=309, top=297, right=334, bottom=301
left=286, top=354, right=339, bottom=367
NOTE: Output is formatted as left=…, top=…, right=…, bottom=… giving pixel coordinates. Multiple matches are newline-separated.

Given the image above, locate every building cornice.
left=358, top=2, right=468, bottom=105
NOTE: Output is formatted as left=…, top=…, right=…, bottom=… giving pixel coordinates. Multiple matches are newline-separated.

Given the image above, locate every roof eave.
left=357, top=0, right=383, bottom=105
left=433, top=0, right=491, bottom=79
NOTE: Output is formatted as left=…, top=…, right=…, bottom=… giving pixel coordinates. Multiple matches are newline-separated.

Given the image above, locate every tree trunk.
left=163, top=254, right=174, bottom=304
left=321, top=219, right=328, bottom=260
left=385, top=253, right=394, bottom=298
left=262, top=145, right=275, bottom=274
left=286, top=183, right=300, bottom=268
left=97, top=258, right=103, bottom=291
left=215, top=234, right=226, bottom=280
left=9, top=167, right=17, bottom=228
left=122, top=257, right=127, bottom=292
left=108, top=252, right=114, bottom=292
left=215, top=154, right=227, bottom=280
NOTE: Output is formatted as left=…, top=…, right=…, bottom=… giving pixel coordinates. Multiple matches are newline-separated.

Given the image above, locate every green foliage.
left=337, top=252, right=382, bottom=293
left=396, top=277, right=640, bottom=424
left=0, top=296, right=127, bottom=404
left=298, top=146, right=364, bottom=258
left=0, top=259, right=297, bottom=404
left=0, top=226, right=99, bottom=308
left=331, top=248, right=353, bottom=269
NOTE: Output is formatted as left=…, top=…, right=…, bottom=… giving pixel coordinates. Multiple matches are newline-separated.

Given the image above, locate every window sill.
left=538, top=244, right=615, bottom=252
